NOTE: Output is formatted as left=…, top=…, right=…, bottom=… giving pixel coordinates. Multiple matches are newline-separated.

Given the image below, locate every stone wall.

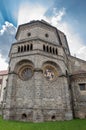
left=68, top=56, right=86, bottom=73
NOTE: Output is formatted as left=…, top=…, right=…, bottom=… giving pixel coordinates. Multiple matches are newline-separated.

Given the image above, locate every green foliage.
left=0, top=116, right=86, bottom=130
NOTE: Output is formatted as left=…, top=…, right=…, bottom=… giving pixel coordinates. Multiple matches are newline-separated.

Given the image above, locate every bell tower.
left=3, top=20, right=73, bottom=122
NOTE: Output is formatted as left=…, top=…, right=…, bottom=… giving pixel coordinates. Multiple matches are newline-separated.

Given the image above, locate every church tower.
left=3, top=20, right=73, bottom=122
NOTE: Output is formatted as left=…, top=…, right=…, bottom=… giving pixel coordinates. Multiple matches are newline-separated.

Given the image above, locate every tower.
left=3, top=20, right=73, bottom=122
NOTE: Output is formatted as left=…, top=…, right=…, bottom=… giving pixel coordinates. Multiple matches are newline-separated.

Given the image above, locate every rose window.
left=43, top=65, right=58, bottom=81
left=19, top=66, right=33, bottom=80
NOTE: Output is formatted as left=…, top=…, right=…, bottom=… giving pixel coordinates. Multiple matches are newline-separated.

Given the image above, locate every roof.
left=0, top=70, right=8, bottom=76
left=15, top=20, right=64, bottom=41
left=71, top=70, right=86, bottom=77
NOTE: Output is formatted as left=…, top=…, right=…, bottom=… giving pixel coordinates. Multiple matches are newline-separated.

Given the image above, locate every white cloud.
left=46, top=8, right=86, bottom=60
left=0, top=54, right=8, bottom=70
left=0, top=21, right=16, bottom=57
left=0, top=21, right=16, bottom=34
left=77, top=46, right=86, bottom=60
left=0, top=21, right=16, bottom=70
left=18, top=3, right=47, bottom=25
left=51, top=8, right=66, bottom=24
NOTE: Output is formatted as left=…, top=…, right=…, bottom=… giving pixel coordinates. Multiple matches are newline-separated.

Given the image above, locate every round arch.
left=42, top=61, right=62, bottom=81
left=14, top=60, right=34, bottom=80
left=14, top=60, right=34, bottom=72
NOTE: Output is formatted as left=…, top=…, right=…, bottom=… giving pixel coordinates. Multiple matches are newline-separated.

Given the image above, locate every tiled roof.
left=0, top=70, right=8, bottom=75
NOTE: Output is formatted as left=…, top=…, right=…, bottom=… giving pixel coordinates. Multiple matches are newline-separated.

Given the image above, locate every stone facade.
left=0, top=70, right=8, bottom=115
left=2, top=20, right=86, bottom=122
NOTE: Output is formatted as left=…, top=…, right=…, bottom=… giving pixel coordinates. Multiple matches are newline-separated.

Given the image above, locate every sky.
left=0, top=0, right=86, bottom=70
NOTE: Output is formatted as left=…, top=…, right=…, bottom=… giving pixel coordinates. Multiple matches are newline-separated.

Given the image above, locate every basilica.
left=0, top=20, right=86, bottom=122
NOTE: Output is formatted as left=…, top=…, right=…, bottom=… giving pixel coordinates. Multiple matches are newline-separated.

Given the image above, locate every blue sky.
left=0, top=0, right=86, bottom=70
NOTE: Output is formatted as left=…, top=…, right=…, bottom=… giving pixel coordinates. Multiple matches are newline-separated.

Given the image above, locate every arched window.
left=24, top=45, right=26, bottom=52
left=27, top=45, right=29, bottom=51
left=46, top=46, right=49, bottom=52
left=30, top=44, right=33, bottom=50
left=21, top=46, right=23, bottom=52
left=50, top=46, right=52, bottom=53
left=56, top=48, right=58, bottom=55
left=53, top=48, right=55, bottom=54
left=43, top=45, right=45, bottom=51
left=18, top=46, right=20, bottom=52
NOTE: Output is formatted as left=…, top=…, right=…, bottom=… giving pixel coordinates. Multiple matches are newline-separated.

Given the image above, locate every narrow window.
left=66, top=70, right=68, bottom=76
left=0, top=79, right=2, bottom=84
left=56, top=48, right=58, bottom=55
left=46, top=46, right=49, bottom=52
left=53, top=48, right=55, bottom=54
left=18, top=46, right=20, bottom=52
left=27, top=45, right=29, bottom=51
left=21, top=46, right=23, bottom=52
left=24, top=45, right=26, bottom=52
left=50, top=46, right=52, bottom=53
left=30, top=44, right=33, bottom=50
left=43, top=45, right=45, bottom=51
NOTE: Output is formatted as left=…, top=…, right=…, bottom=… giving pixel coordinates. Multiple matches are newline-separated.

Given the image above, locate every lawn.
left=0, top=116, right=86, bottom=130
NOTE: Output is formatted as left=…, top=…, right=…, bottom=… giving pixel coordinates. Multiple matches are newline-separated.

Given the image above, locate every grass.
left=0, top=116, right=86, bottom=130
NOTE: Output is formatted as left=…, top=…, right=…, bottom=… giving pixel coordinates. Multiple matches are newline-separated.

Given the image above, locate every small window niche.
left=79, top=83, right=86, bottom=91
left=22, top=113, right=27, bottom=119
left=51, top=115, right=56, bottom=120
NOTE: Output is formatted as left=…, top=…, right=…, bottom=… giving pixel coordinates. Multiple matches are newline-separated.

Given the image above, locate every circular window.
left=19, top=66, right=33, bottom=80
left=45, top=33, right=49, bottom=38
left=43, top=65, right=58, bottom=81
left=27, top=32, right=31, bottom=37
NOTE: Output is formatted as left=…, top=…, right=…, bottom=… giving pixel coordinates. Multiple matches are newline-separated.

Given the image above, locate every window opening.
left=46, top=46, right=49, bottom=52
left=45, top=33, right=49, bottom=38
left=24, top=45, right=26, bottom=52
left=56, top=48, right=58, bottom=55
left=30, top=44, right=33, bottom=50
left=21, top=46, right=23, bottom=52
left=79, top=83, right=86, bottom=91
left=27, top=45, right=29, bottom=51
left=18, top=46, right=20, bottom=52
left=50, top=47, right=52, bottom=53
left=22, top=113, right=27, bottom=119
left=43, top=45, right=45, bottom=51
left=53, top=48, right=55, bottom=54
